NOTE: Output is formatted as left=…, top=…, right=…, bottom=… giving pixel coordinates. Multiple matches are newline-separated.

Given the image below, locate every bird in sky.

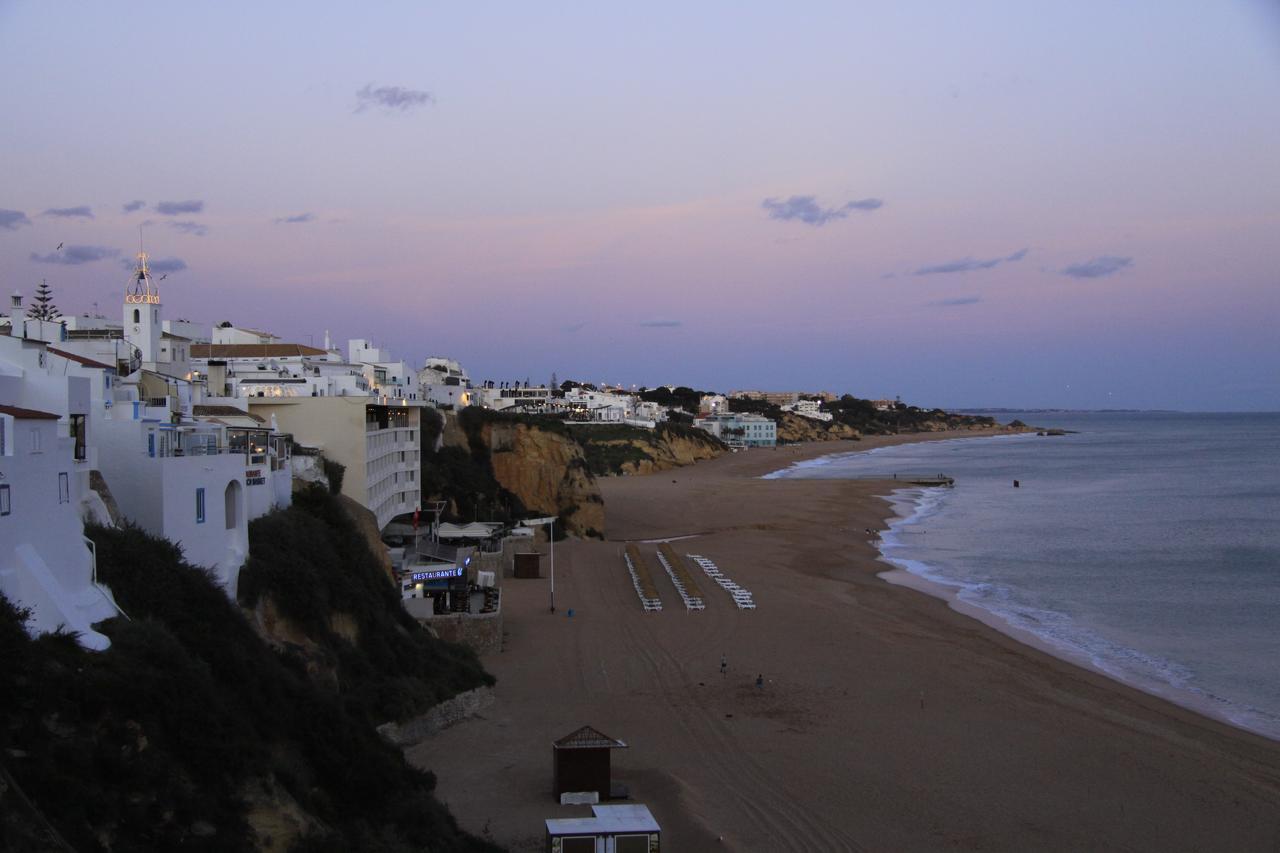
left=55, top=242, right=63, bottom=250
left=158, top=274, right=168, bottom=281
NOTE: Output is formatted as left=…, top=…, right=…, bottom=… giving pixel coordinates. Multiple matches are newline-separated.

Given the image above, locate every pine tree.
left=25, top=280, right=61, bottom=321
left=550, top=371, right=558, bottom=391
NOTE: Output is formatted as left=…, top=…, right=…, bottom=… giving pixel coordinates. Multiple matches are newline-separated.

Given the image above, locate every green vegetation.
left=566, top=421, right=727, bottom=476
left=565, top=423, right=655, bottom=475
left=239, top=485, right=494, bottom=725
left=637, top=385, right=712, bottom=414
left=320, top=455, right=346, bottom=495
left=0, top=507, right=498, bottom=852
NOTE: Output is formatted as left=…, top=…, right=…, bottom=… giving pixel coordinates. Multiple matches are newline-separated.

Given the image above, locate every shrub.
left=0, top=517, right=502, bottom=851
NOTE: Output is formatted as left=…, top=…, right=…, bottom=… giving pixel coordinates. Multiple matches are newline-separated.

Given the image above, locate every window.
left=58, top=472, right=70, bottom=504
left=196, top=487, right=206, bottom=523
left=133, top=309, right=140, bottom=323
left=29, top=428, right=42, bottom=453
left=0, top=418, right=5, bottom=456
left=70, top=414, right=86, bottom=461
left=0, top=484, right=9, bottom=516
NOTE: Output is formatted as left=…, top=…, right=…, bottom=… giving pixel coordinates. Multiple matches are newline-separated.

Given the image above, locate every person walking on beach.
left=755, top=673, right=764, bottom=690
left=720, top=654, right=728, bottom=676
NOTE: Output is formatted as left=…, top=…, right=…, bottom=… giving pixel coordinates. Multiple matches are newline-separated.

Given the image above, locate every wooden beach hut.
left=552, top=725, right=628, bottom=800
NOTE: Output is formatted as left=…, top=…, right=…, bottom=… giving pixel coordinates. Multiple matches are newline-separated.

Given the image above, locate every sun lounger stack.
left=656, top=543, right=705, bottom=611
left=688, top=554, right=756, bottom=609
left=623, top=544, right=663, bottom=611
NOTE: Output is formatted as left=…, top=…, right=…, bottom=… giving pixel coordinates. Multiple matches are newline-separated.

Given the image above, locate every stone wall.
left=376, top=686, right=495, bottom=747
left=419, top=606, right=503, bottom=656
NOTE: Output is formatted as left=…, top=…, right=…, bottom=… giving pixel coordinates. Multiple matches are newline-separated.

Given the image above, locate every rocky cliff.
left=484, top=421, right=605, bottom=537
left=776, top=413, right=862, bottom=443
left=435, top=411, right=606, bottom=538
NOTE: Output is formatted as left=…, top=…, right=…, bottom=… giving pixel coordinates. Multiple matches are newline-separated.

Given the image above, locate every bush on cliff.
left=0, top=520, right=499, bottom=852
left=238, top=484, right=494, bottom=725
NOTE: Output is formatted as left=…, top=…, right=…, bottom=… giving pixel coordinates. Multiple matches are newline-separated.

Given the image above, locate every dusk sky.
left=2, top=2, right=1277, bottom=410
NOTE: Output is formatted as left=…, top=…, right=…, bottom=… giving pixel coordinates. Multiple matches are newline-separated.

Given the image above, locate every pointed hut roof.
left=553, top=726, right=628, bottom=750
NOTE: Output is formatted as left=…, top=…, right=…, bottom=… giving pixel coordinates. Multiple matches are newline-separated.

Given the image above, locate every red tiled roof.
left=46, top=346, right=114, bottom=370
left=191, top=343, right=327, bottom=359
left=0, top=404, right=60, bottom=420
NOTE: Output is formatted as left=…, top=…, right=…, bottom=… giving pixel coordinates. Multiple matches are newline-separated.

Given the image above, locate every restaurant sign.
left=245, top=468, right=266, bottom=486
left=412, top=566, right=465, bottom=581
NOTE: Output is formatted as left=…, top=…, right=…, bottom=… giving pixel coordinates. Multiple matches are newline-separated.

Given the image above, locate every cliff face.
left=776, top=413, right=861, bottom=443
left=458, top=421, right=605, bottom=538
left=614, top=428, right=726, bottom=474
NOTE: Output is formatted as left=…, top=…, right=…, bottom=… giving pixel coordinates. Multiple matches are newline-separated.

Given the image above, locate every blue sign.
left=412, top=567, right=464, bottom=582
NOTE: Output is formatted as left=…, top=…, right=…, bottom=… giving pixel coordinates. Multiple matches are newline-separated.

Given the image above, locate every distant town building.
left=698, top=394, right=729, bottom=415
left=731, top=389, right=835, bottom=405
left=781, top=399, right=833, bottom=421
left=693, top=412, right=777, bottom=447
left=419, top=357, right=473, bottom=410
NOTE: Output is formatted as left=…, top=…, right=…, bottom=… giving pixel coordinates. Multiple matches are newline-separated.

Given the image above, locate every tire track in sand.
left=616, top=604, right=865, bottom=852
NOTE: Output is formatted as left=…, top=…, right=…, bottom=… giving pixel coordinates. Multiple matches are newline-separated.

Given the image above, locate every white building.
left=212, top=323, right=282, bottom=345
left=698, top=394, right=729, bottom=415
left=693, top=412, right=778, bottom=447
left=781, top=399, right=833, bottom=422
left=0, top=402, right=119, bottom=650
left=557, top=387, right=630, bottom=423
left=420, top=357, right=473, bottom=410
left=3, top=258, right=294, bottom=608
left=0, top=336, right=121, bottom=650
left=474, top=383, right=553, bottom=412
left=191, top=342, right=371, bottom=399
left=350, top=339, right=419, bottom=401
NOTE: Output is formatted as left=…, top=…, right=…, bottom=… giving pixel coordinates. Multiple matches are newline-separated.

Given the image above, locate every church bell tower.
left=123, top=251, right=162, bottom=366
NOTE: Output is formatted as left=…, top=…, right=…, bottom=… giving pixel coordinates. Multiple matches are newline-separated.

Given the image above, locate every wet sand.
left=411, top=432, right=1280, bottom=851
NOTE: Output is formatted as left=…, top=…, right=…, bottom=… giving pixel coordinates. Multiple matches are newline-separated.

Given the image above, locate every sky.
left=1, top=1, right=1278, bottom=410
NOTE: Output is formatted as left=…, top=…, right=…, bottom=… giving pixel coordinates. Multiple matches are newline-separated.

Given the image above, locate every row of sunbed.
left=623, top=544, right=663, bottom=611
left=688, top=554, right=756, bottom=609
left=655, top=543, right=705, bottom=611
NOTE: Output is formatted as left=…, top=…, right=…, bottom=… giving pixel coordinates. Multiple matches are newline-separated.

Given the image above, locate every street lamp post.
left=523, top=516, right=559, bottom=613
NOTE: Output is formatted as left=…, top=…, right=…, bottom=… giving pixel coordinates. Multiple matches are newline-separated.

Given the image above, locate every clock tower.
left=123, top=251, right=161, bottom=367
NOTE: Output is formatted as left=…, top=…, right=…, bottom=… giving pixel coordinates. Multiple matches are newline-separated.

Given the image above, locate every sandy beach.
left=412, top=432, right=1280, bottom=851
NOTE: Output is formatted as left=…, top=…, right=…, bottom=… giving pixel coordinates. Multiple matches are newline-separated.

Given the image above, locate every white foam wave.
left=874, top=486, right=1280, bottom=741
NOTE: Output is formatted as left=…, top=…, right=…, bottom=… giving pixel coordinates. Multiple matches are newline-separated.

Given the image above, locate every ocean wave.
left=876, top=486, right=1280, bottom=740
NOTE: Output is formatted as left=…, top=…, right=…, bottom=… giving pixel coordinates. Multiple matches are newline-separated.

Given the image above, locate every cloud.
left=119, top=256, right=187, bottom=274
left=355, top=84, right=434, bottom=113
left=914, top=248, right=1028, bottom=276
left=639, top=320, right=683, bottom=328
left=31, top=245, right=119, bottom=265
left=42, top=205, right=93, bottom=219
left=1061, top=255, right=1132, bottom=279
left=122, top=199, right=146, bottom=213
left=930, top=296, right=982, bottom=307
left=762, top=195, right=884, bottom=226
left=154, top=199, right=204, bottom=215
left=167, top=221, right=208, bottom=237
left=274, top=212, right=315, bottom=224
left=0, top=209, right=32, bottom=231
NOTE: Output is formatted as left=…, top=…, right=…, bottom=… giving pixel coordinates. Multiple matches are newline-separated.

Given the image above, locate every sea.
left=764, top=412, right=1280, bottom=741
